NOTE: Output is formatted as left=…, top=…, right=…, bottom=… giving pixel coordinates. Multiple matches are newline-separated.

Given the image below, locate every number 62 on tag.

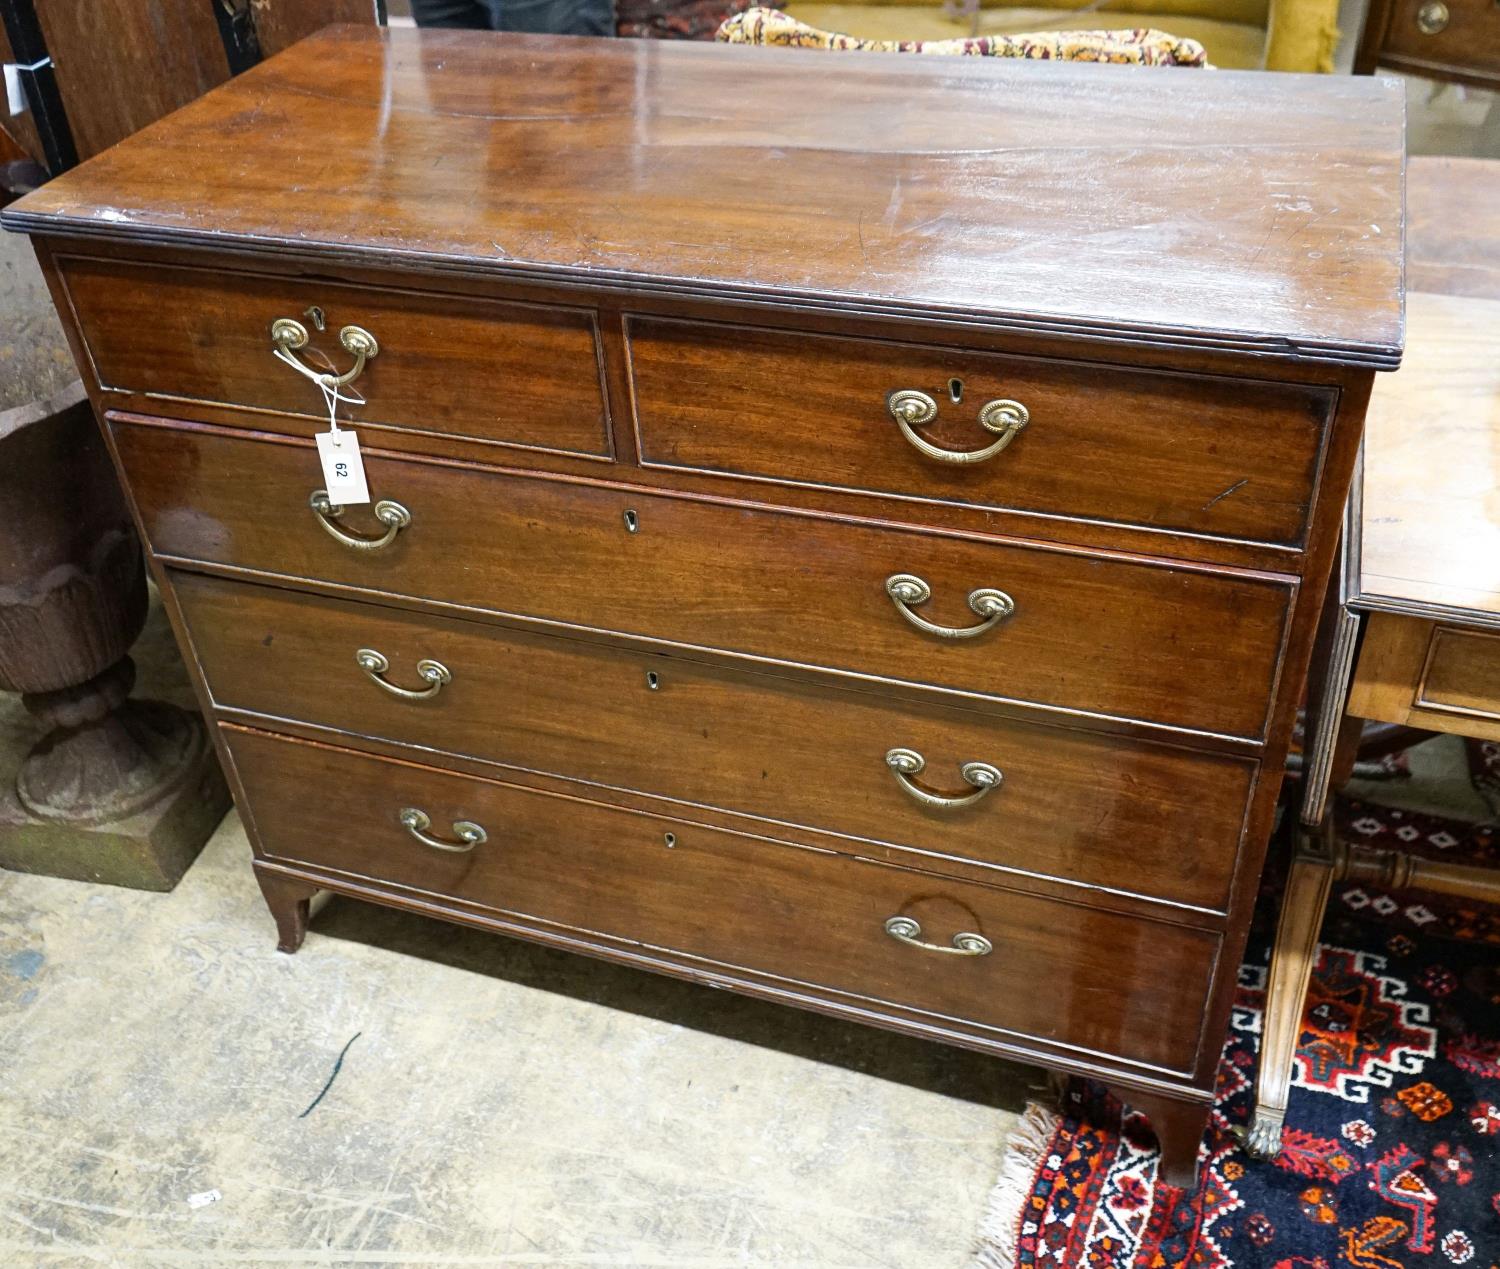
left=316, top=429, right=370, bottom=506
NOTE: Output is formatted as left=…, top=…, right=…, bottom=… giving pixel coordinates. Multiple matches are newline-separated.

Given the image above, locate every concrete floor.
left=0, top=602, right=1033, bottom=1267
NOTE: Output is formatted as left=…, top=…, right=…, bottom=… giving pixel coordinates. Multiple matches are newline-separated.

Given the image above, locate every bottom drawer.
left=225, top=726, right=1216, bottom=1075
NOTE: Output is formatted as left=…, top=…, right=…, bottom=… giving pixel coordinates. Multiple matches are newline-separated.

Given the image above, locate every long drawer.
left=116, top=418, right=1294, bottom=738
left=224, top=726, right=1218, bottom=1075
left=60, top=256, right=611, bottom=458
left=628, top=316, right=1334, bottom=548
left=174, top=572, right=1257, bottom=911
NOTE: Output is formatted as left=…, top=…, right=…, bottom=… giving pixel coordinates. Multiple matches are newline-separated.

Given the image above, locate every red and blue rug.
left=981, top=786, right=1500, bottom=1269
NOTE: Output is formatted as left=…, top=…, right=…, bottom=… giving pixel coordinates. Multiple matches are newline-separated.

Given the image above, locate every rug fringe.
left=968, top=1099, right=1061, bottom=1269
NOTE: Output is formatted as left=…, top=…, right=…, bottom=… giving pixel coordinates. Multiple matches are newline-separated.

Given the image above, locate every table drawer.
left=225, top=726, right=1216, bottom=1074
left=119, top=419, right=1293, bottom=738
left=175, top=572, right=1256, bottom=911
left=628, top=317, right=1334, bottom=548
left=1419, top=627, right=1500, bottom=723
left=59, top=256, right=610, bottom=457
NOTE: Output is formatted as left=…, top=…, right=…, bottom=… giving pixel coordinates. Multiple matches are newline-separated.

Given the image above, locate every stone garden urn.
left=0, top=231, right=228, bottom=888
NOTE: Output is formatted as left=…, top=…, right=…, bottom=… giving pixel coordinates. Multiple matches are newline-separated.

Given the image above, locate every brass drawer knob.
left=885, top=573, right=1014, bottom=639
left=309, top=490, right=410, bottom=551
left=399, top=807, right=486, bottom=853
left=887, top=389, right=1029, bottom=465
left=271, top=317, right=379, bottom=389
left=356, top=648, right=451, bottom=700
left=885, top=747, right=1002, bottom=809
left=884, top=916, right=992, bottom=957
left=1415, top=1, right=1449, bottom=33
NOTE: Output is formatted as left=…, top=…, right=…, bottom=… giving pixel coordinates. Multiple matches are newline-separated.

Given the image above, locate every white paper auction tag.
left=316, top=429, right=370, bottom=506
left=4, top=65, right=26, bottom=117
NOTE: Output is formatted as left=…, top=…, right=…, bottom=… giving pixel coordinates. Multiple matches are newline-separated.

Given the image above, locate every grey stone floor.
left=0, top=602, right=1033, bottom=1267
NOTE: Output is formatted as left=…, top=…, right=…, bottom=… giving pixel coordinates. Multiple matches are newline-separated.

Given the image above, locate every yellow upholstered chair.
left=725, top=0, right=1340, bottom=70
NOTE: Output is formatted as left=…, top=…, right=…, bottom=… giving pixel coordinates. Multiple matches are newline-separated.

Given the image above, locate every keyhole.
left=948, top=377, right=964, bottom=403
left=623, top=509, right=639, bottom=534
left=663, top=832, right=677, bottom=849
left=304, top=305, right=326, bottom=331
left=646, top=670, right=660, bottom=690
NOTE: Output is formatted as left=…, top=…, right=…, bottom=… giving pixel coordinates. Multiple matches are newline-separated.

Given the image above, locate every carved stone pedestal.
left=0, top=378, right=229, bottom=890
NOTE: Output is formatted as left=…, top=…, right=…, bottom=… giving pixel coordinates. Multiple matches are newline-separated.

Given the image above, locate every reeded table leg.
left=254, top=868, right=318, bottom=954
left=1246, top=828, right=1335, bottom=1158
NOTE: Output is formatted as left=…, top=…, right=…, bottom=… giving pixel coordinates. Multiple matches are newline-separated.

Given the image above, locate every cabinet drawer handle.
left=885, top=573, right=1014, bottom=639
left=399, top=807, right=486, bottom=853
left=271, top=317, right=378, bottom=389
left=884, top=916, right=992, bottom=957
left=885, top=748, right=1002, bottom=809
left=888, top=390, right=1029, bottom=466
left=1415, top=0, right=1448, bottom=33
left=356, top=648, right=451, bottom=700
left=310, top=490, right=410, bottom=551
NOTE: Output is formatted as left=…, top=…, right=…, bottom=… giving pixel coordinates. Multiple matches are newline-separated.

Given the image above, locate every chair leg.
left=1245, top=829, right=1336, bottom=1158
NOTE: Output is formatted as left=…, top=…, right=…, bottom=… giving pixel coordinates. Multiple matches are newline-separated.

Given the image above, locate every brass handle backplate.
left=309, top=490, right=410, bottom=551
left=887, top=389, right=1029, bottom=466
left=271, top=317, right=379, bottom=389
left=884, top=916, right=992, bottom=957
left=356, top=648, right=451, bottom=700
left=885, top=573, right=1014, bottom=639
left=885, top=748, right=1002, bottom=809
left=1415, top=0, right=1449, bottom=33
left=399, top=807, right=486, bottom=853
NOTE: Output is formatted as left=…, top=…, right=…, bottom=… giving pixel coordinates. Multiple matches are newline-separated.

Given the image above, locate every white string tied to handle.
left=273, top=345, right=366, bottom=434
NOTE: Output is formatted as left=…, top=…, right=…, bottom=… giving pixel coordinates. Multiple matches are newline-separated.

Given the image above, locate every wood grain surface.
left=224, top=724, right=1219, bottom=1076
left=31, top=0, right=232, bottom=161
left=114, top=418, right=1295, bottom=740
left=1358, top=291, right=1500, bottom=620
left=1406, top=158, right=1500, bottom=302
left=174, top=570, right=1259, bottom=912
left=628, top=316, right=1334, bottom=547
left=3, top=26, right=1405, bottom=366
left=60, top=255, right=611, bottom=459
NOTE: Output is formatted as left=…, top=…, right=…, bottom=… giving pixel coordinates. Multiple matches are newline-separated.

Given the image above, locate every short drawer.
left=1419, top=626, right=1500, bottom=723
left=1374, top=0, right=1500, bottom=82
left=174, top=572, right=1257, bottom=911
left=119, top=419, right=1294, bottom=738
left=627, top=317, right=1335, bottom=548
left=1348, top=615, right=1500, bottom=743
left=59, top=255, right=610, bottom=457
left=225, top=727, right=1217, bottom=1075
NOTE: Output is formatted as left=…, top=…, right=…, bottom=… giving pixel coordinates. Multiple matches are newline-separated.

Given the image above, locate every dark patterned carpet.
left=1006, top=742, right=1500, bottom=1269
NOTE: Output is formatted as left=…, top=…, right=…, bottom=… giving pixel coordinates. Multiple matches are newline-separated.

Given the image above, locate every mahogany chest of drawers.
left=3, top=27, right=1405, bottom=1185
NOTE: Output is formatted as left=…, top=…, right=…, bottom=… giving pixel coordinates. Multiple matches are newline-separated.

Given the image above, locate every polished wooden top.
left=1358, top=158, right=1500, bottom=621
left=2, top=26, right=1405, bottom=367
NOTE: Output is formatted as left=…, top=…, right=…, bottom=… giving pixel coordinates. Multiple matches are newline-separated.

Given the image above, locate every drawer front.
left=628, top=317, right=1334, bottom=547
left=225, top=727, right=1216, bottom=1074
left=61, top=256, right=611, bottom=457
left=175, top=572, right=1256, bottom=910
left=1376, top=0, right=1500, bottom=80
left=1419, top=626, right=1500, bottom=724
left=119, top=420, right=1294, bottom=738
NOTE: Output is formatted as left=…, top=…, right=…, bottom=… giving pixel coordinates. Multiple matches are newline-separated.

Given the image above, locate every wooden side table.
left=1247, top=157, right=1500, bottom=1155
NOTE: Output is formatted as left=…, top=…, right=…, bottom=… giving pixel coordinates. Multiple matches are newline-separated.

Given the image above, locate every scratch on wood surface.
left=1203, top=478, right=1249, bottom=510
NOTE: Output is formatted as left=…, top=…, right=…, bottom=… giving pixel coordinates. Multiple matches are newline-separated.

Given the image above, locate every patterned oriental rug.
left=972, top=740, right=1500, bottom=1269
